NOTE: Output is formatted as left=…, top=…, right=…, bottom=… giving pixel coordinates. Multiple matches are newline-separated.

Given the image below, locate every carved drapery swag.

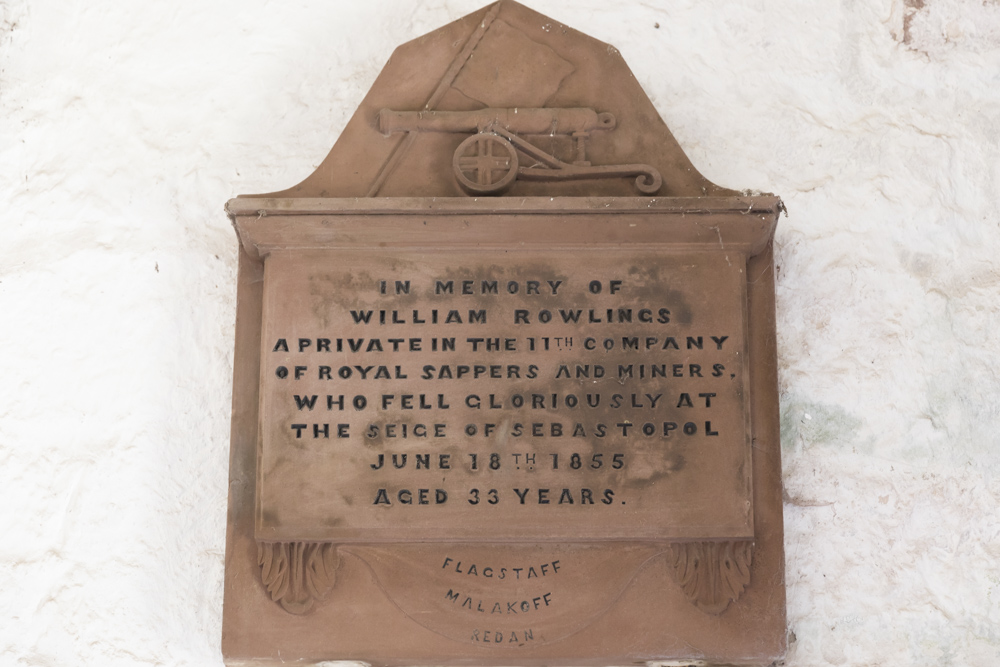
left=258, top=542, right=340, bottom=614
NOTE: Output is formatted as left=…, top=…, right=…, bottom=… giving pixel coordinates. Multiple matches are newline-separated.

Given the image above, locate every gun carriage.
left=377, top=107, right=662, bottom=195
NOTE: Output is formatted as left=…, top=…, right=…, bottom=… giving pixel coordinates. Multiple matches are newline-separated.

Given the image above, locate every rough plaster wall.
left=0, top=0, right=997, bottom=665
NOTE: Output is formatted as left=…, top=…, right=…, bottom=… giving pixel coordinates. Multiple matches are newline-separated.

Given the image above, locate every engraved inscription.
left=340, top=543, right=678, bottom=645
left=255, top=250, right=754, bottom=544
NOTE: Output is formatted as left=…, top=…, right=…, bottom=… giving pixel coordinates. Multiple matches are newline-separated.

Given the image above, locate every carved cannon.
left=377, top=107, right=662, bottom=195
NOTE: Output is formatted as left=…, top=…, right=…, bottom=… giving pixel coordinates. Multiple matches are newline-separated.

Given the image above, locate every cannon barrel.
left=378, top=108, right=616, bottom=135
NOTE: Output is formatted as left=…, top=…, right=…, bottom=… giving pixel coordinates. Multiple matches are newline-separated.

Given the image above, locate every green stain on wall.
left=780, top=397, right=863, bottom=452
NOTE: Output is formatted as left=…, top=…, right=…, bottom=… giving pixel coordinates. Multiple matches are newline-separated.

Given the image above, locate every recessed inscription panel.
left=256, top=248, right=752, bottom=543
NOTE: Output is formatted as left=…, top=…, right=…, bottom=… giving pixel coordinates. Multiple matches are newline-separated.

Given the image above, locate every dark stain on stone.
left=902, top=0, right=925, bottom=47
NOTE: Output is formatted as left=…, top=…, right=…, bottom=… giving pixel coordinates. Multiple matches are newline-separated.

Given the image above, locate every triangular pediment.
left=244, top=1, right=737, bottom=199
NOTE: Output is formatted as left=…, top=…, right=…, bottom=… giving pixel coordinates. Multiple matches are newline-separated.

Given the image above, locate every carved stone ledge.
left=258, top=541, right=339, bottom=614
left=667, top=541, right=753, bottom=615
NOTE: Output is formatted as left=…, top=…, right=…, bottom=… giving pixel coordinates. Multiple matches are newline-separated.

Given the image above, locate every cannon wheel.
left=452, top=133, right=519, bottom=195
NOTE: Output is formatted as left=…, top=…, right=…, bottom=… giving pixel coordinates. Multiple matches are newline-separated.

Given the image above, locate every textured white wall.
left=1, top=0, right=998, bottom=665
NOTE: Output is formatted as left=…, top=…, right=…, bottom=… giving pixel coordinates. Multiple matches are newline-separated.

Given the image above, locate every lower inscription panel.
left=255, top=249, right=753, bottom=543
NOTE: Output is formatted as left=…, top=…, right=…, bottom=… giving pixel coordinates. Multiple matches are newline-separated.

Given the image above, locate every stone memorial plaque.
left=223, top=2, right=785, bottom=665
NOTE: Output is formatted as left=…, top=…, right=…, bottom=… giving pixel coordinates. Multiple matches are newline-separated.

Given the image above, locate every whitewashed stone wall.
left=1, top=1, right=998, bottom=665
